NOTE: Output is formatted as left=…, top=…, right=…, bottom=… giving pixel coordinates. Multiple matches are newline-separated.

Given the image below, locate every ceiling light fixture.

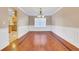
left=37, top=8, right=45, bottom=18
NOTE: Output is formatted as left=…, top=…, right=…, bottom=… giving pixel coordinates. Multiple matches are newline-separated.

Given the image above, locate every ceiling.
left=19, top=7, right=62, bottom=16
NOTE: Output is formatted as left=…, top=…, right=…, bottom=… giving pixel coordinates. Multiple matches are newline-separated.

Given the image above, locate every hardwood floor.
left=2, top=31, right=79, bottom=51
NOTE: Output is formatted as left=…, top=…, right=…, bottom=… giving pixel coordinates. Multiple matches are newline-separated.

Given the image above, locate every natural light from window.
left=35, top=18, right=46, bottom=27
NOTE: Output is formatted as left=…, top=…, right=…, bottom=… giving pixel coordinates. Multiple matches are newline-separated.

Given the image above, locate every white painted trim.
left=52, top=7, right=63, bottom=15
left=17, top=7, right=28, bottom=15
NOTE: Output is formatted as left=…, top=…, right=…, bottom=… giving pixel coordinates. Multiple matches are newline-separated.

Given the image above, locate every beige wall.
left=52, top=7, right=79, bottom=28
left=0, top=7, right=28, bottom=28
left=1, top=7, right=79, bottom=28
left=28, top=16, right=52, bottom=25
left=0, top=7, right=8, bottom=28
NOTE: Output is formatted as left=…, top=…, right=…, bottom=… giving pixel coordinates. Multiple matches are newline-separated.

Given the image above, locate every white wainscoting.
left=1, top=25, right=79, bottom=50
left=0, top=26, right=29, bottom=50
left=28, top=25, right=52, bottom=31
left=52, top=26, right=79, bottom=48
left=18, top=26, right=29, bottom=38
left=0, top=28, right=9, bottom=50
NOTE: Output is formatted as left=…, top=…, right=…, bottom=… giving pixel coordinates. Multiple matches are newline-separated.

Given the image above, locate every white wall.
left=52, top=26, right=79, bottom=48
left=0, top=28, right=9, bottom=50
left=28, top=25, right=52, bottom=31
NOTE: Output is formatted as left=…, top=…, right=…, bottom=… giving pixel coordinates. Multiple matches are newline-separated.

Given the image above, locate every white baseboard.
left=52, top=26, right=79, bottom=48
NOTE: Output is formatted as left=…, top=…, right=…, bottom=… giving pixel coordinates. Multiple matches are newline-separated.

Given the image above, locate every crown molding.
left=17, top=7, right=28, bottom=15
left=17, top=7, right=63, bottom=16
left=52, top=7, right=63, bottom=15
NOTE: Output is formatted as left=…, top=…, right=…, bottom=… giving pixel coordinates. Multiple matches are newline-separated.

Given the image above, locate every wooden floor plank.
left=2, top=31, right=79, bottom=51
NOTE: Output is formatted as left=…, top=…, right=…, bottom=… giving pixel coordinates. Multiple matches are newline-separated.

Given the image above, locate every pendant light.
left=37, top=8, right=44, bottom=18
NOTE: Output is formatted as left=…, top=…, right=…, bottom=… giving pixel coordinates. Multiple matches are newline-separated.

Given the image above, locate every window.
left=35, top=18, right=46, bottom=27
